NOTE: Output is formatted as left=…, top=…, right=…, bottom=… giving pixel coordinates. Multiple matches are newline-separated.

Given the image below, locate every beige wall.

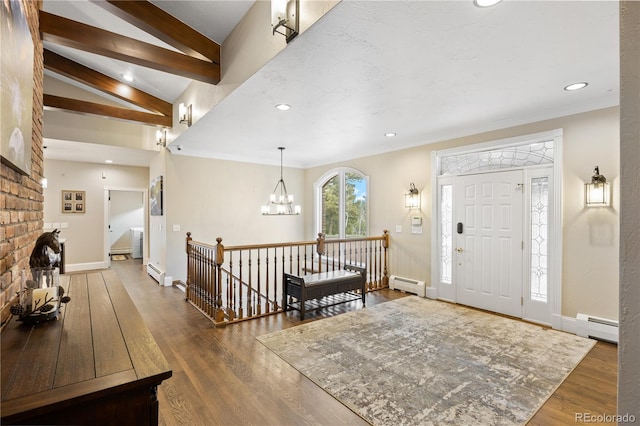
left=148, top=148, right=168, bottom=275
left=164, top=153, right=305, bottom=283
left=43, top=159, right=148, bottom=268
left=305, top=106, right=620, bottom=320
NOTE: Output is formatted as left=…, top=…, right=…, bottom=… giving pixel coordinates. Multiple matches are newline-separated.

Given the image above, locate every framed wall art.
left=1, top=0, right=34, bottom=176
left=62, top=190, right=85, bottom=213
left=150, top=176, right=163, bottom=216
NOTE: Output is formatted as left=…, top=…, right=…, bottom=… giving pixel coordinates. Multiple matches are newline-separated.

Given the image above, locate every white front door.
left=455, top=170, right=524, bottom=318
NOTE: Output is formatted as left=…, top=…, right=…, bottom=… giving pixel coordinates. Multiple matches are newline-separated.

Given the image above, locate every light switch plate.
left=395, top=225, right=402, bottom=233
left=173, top=224, right=180, bottom=232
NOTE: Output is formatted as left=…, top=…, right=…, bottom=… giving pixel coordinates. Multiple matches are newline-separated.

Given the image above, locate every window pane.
left=440, top=184, right=453, bottom=284
left=530, top=177, right=549, bottom=302
left=321, top=176, right=339, bottom=238
left=345, top=172, right=367, bottom=237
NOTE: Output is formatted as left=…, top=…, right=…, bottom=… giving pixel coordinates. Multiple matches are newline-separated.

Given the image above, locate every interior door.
left=455, top=170, right=524, bottom=318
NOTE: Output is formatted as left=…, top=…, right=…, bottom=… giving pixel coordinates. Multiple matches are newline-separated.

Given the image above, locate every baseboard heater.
left=389, top=275, right=426, bottom=297
left=576, top=313, right=618, bottom=343
left=147, top=263, right=165, bottom=285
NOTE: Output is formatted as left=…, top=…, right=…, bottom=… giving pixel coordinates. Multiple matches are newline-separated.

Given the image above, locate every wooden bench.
left=283, top=265, right=366, bottom=320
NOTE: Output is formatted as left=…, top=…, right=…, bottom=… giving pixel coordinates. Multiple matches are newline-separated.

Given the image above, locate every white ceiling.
left=43, top=0, right=620, bottom=169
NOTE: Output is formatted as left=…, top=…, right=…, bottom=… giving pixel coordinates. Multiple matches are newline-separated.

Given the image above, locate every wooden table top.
left=1, top=269, right=172, bottom=420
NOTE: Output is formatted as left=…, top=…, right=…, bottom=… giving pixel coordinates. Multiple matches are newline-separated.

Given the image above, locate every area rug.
left=257, top=297, right=595, bottom=425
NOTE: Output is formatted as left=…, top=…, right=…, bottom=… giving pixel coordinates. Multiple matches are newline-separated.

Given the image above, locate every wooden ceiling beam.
left=44, top=94, right=173, bottom=127
left=44, top=49, right=172, bottom=117
left=40, top=11, right=220, bottom=84
left=93, top=0, right=220, bottom=64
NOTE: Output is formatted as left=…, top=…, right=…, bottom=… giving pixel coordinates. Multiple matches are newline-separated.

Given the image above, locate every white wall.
left=172, top=0, right=340, bottom=141
left=43, top=159, right=148, bottom=269
left=305, top=106, right=620, bottom=320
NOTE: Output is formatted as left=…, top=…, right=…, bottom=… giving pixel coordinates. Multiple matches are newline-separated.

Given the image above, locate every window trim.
left=314, top=167, right=369, bottom=239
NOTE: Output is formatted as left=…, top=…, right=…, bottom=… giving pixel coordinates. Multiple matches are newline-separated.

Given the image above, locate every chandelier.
left=261, top=147, right=301, bottom=215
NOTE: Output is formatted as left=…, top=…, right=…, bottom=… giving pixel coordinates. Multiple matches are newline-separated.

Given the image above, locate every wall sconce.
left=178, top=103, right=192, bottom=127
left=585, top=166, right=610, bottom=207
left=405, top=183, right=420, bottom=209
left=271, top=0, right=299, bottom=43
left=156, top=129, right=167, bottom=147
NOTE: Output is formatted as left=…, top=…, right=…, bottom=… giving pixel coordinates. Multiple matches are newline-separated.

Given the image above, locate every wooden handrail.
left=185, top=231, right=390, bottom=326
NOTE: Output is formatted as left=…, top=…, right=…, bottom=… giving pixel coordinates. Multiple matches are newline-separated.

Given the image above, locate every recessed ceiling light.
left=474, top=0, right=503, bottom=7
left=105, top=160, right=113, bottom=164
left=275, top=104, right=291, bottom=111
left=385, top=132, right=397, bottom=137
left=564, top=82, right=589, bottom=91
left=121, top=73, right=134, bottom=82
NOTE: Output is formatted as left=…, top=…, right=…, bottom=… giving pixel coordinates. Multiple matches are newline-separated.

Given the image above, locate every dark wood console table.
left=283, top=265, right=366, bottom=320
left=1, top=270, right=172, bottom=425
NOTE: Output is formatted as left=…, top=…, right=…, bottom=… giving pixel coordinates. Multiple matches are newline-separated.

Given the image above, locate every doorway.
left=431, top=130, right=562, bottom=327
left=104, top=187, right=148, bottom=269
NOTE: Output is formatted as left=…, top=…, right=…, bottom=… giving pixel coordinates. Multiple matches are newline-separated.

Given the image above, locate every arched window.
left=315, top=168, right=368, bottom=239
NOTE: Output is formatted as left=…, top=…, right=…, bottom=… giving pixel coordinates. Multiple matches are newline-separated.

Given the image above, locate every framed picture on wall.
left=0, top=0, right=34, bottom=176
left=150, top=176, right=163, bottom=216
left=62, top=190, right=85, bottom=213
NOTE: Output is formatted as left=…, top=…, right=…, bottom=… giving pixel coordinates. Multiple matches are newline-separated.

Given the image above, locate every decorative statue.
left=9, top=229, right=70, bottom=324
left=29, top=228, right=61, bottom=268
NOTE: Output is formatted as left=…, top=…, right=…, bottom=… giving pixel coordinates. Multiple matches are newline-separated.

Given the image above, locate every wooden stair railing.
left=185, top=231, right=390, bottom=327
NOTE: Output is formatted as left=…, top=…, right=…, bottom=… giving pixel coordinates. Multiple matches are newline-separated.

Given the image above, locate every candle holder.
left=9, top=267, right=71, bottom=325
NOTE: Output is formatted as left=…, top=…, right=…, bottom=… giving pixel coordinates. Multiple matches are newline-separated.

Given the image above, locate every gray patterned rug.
left=257, top=297, right=595, bottom=425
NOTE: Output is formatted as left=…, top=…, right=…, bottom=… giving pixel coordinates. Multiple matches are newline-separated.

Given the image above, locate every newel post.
left=316, top=233, right=325, bottom=273
left=214, top=237, right=226, bottom=325
left=382, top=229, right=390, bottom=287
left=185, top=232, right=192, bottom=300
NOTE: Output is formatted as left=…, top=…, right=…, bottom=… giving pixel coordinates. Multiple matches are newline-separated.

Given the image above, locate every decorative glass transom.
left=439, top=141, right=554, bottom=176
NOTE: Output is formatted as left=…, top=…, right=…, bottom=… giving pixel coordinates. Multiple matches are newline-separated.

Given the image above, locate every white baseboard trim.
left=559, top=316, right=578, bottom=335
left=64, top=261, right=107, bottom=273
left=110, top=248, right=130, bottom=255
left=426, top=286, right=437, bottom=299
left=551, top=313, right=564, bottom=331
left=163, top=276, right=173, bottom=287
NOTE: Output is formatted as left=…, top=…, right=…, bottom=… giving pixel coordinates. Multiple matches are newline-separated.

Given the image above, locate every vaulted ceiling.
left=42, top=1, right=620, bottom=169
left=41, top=0, right=223, bottom=127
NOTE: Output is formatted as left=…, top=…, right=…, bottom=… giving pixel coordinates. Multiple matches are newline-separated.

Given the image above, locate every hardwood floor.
left=110, top=259, right=617, bottom=425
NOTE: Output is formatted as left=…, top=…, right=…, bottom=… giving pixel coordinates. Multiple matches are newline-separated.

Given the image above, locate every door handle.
left=456, top=248, right=464, bottom=253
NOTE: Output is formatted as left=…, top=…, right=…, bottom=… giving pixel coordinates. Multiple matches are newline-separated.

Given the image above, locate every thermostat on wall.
left=411, top=216, right=422, bottom=226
